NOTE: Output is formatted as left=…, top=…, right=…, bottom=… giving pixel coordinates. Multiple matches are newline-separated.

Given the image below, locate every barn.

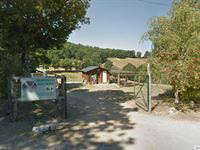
left=82, top=66, right=110, bottom=84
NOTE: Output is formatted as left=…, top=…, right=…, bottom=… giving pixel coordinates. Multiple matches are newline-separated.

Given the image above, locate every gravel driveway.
left=0, top=84, right=200, bottom=150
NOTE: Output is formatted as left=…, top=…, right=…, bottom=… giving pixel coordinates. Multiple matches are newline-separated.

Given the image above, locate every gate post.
left=147, top=64, right=152, bottom=112
left=61, top=76, right=67, bottom=119
left=10, top=76, right=18, bottom=121
left=117, top=74, right=120, bottom=85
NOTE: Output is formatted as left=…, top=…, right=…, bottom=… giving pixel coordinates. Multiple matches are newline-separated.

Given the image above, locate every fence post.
left=147, top=64, right=152, bottom=112
left=7, top=76, right=12, bottom=117
left=133, top=75, right=136, bottom=98
left=117, top=74, right=120, bottom=85
left=61, top=76, right=67, bottom=119
left=10, top=77, right=18, bottom=121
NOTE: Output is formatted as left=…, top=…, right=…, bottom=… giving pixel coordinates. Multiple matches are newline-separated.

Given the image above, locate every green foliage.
left=104, top=60, right=113, bottom=70
left=0, top=50, right=22, bottom=99
left=59, top=59, right=73, bottom=70
left=134, top=64, right=147, bottom=82
left=0, top=0, right=90, bottom=99
left=122, top=63, right=137, bottom=81
left=46, top=42, right=139, bottom=69
left=31, top=49, right=51, bottom=69
left=0, top=0, right=90, bottom=52
left=123, top=63, right=137, bottom=72
left=137, top=64, right=147, bottom=75
left=143, top=51, right=151, bottom=58
left=145, top=0, right=200, bottom=101
left=0, top=0, right=90, bottom=73
left=181, top=88, right=200, bottom=103
left=136, top=51, right=142, bottom=58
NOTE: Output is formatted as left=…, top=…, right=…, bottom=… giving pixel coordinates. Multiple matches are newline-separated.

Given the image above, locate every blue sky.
left=69, top=0, right=172, bottom=54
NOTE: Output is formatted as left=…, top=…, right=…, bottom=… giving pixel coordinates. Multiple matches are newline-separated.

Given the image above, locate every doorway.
left=102, top=71, right=107, bottom=83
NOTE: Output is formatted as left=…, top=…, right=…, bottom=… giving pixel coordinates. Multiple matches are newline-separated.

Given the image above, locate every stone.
left=168, top=107, right=177, bottom=114
left=190, top=101, right=195, bottom=108
left=32, top=123, right=56, bottom=135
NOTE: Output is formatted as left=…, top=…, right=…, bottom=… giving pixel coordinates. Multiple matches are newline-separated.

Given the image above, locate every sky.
left=69, top=0, right=173, bottom=54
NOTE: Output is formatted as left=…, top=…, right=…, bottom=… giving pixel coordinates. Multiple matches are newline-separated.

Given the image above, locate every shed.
left=82, top=66, right=110, bottom=84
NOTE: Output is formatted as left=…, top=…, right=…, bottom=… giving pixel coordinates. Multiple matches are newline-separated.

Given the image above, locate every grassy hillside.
left=107, top=58, right=147, bottom=70
left=46, top=42, right=143, bottom=69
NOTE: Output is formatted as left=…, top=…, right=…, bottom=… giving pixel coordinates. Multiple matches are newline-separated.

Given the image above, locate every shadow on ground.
left=66, top=82, right=83, bottom=90
left=0, top=88, right=137, bottom=150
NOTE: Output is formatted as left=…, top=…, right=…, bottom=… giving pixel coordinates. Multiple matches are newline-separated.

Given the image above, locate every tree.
left=104, top=60, right=113, bottom=70
left=0, top=49, right=22, bottom=98
left=59, top=59, right=73, bottom=70
left=73, top=60, right=82, bottom=70
left=137, top=64, right=147, bottom=75
left=130, top=50, right=136, bottom=58
left=143, top=51, right=151, bottom=58
left=47, top=47, right=61, bottom=67
left=45, top=42, right=144, bottom=69
left=134, top=64, right=147, bottom=82
left=144, top=0, right=200, bottom=103
left=123, top=63, right=137, bottom=72
left=0, top=0, right=90, bottom=75
left=136, top=51, right=142, bottom=58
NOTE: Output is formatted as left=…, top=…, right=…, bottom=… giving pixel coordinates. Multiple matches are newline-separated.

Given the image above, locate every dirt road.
left=123, top=111, right=200, bottom=150
left=0, top=84, right=200, bottom=150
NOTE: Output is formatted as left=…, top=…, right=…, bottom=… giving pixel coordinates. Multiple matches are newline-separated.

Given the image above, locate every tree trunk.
left=125, top=76, right=128, bottom=86
left=21, top=50, right=31, bottom=76
left=21, top=52, right=26, bottom=74
left=117, top=74, right=120, bottom=85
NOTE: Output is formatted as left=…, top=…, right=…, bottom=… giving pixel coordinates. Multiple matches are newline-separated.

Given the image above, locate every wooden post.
left=133, top=75, right=136, bottom=98
left=64, top=76, right=67, bottom=119
left=147, top=64, right=152, bottom=112
left=61, top=76, right=67, bottom=119
left=125, top=75, right=128, bottom=87
left=13, top=97, right=18, bottom=121
left=117, top=74, right=120, bottom=85
left=10, top=77, right=18, bottom=121
left=175, top=89, right=179, bottom=104
left=7, top=76, right=11, bottom=117
left=139, top=75, right=141, bottom=84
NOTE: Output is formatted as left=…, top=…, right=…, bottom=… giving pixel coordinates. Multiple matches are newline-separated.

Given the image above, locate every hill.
left=107, top=58, right=147, bottom=71
left=46, top=42, right=145, bottom=69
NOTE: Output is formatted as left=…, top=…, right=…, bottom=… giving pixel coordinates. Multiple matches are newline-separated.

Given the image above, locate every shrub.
left=145, top=0, right=200, bottom=103
left=123, top=63, right=137, bottom=72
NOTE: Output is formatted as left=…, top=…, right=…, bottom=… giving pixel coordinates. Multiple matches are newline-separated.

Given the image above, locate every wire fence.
left=110, top=64, right=170, bottom=112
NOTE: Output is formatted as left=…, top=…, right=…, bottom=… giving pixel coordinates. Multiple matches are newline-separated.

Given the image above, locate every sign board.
left=20, top=77, right=57, bottom=101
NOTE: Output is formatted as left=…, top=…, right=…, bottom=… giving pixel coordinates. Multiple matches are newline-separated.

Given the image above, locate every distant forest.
left=45, top=42, right=150, bottom=70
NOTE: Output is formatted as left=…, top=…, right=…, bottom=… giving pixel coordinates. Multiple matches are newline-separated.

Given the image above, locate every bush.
left=123, top=63, right=137, bottom=72
left=134, top=64, right=147, bottom=82
left=145, top=0, right=200, bottom=103
left=104, top=60, right=113, bottom=70
left=0, top=51, right=39, bottom=100
left=0, top=52, right=22, bottom=99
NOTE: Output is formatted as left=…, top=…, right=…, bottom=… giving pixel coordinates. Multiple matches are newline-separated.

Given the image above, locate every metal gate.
left=133, top=64, right=152, bottom=112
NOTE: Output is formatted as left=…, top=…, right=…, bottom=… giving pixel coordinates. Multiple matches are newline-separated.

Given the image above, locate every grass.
left=107, top=58, right=147, bottom=69
left=52, top=72, right=82, bottom=82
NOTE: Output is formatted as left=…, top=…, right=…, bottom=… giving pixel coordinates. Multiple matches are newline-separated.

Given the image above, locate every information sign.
left=20, top=77, right=57, bottom=101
